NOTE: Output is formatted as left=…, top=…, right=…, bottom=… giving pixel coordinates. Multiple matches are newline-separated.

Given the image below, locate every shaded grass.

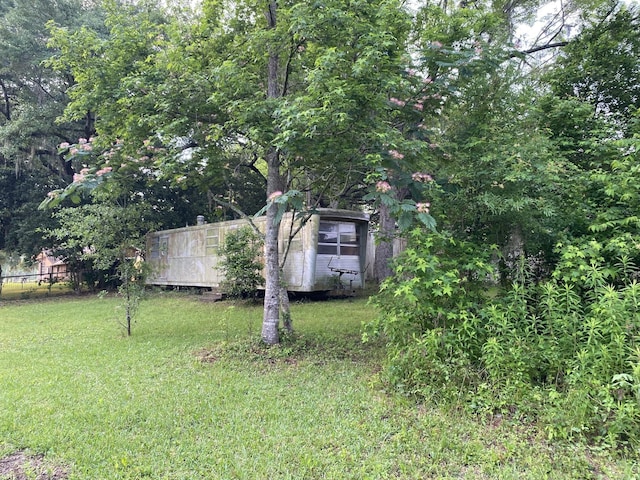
left=0, top=281, right=73, bottom=301
left=0, top=292, right=637, bottom=479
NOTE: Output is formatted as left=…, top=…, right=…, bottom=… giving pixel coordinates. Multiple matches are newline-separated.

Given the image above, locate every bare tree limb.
left=510, top=41, right=569, bottom=58
left=207, top=191, right=264, bottom=239
left=282, top=36, right=304, bottom=97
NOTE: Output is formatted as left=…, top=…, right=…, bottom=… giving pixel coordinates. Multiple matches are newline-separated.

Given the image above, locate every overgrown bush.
left=367, top=230, right=640, bottom=448
left=219, top=226, right=263, bottom=298
left=366, top=229, right=495, bottom=400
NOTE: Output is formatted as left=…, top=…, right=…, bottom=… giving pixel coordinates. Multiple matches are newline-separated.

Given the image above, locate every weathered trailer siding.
left=278, top=214, right=311, bottom=290
left=146, top=209, right=369, bottom=292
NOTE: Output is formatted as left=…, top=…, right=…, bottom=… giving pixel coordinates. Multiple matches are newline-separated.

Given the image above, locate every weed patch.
left=0, top=282, right=73, bottom=301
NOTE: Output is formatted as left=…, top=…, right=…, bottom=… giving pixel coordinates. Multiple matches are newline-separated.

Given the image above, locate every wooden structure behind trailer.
left=36, top=250, right=70, bottom=282
left=145, top=209, right=370, bottom=293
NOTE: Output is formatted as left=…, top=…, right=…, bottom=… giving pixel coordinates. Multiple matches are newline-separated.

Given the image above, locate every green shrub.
left=219, top=226, right=264, bottom=298
left=366, top=229, right=495, bottom=401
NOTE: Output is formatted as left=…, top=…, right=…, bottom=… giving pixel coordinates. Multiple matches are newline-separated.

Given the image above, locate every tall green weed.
left=368, top=231, right=640, bottom=448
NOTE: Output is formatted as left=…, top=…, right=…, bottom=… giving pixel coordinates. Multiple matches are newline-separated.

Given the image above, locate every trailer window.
left=149, top=237, right=160, bottom=259
left=149, top=236, right=168, bottom=259
left=318, top=221, right=359, bottom=256
left=205, top=228, right=219, bottom=255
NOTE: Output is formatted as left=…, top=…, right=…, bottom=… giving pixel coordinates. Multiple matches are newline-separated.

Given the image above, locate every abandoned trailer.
left=145, top=209, right=370, bottom=293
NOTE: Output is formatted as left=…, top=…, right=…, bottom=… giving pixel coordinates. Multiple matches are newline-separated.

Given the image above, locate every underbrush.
left=368, top=230, right=640, bottom=451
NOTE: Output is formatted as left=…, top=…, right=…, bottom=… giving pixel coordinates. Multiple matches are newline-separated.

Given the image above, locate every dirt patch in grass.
left=0, top=451, right=68, bottom=480
left=195, top=333, right=384, bottom=371
left=195, top=347, right=220, bottom=364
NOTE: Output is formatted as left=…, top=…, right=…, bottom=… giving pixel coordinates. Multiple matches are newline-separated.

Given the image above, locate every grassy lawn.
left=0, top=281, right=73, bottom=301
left=0, top=293, right=637, bottom=479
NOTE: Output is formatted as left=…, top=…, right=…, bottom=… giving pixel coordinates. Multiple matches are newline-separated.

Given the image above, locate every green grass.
left=0, top=292, right=637, bottom=479
left=0, top=281, right=73, bottom=300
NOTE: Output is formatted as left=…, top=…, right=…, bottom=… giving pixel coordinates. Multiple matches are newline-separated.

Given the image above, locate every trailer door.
left=315, top=221, right=362, bottom=289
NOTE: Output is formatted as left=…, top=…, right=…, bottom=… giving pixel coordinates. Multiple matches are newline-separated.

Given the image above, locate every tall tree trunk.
left=279, top=280, right=293, bottom=334
left=262, top=171, right=280, bottom=344
left=261, top=0, right=281, bottom=345
left=374, top=201, right=395, bottom=283
left=501, top=225, right=525, bottom=286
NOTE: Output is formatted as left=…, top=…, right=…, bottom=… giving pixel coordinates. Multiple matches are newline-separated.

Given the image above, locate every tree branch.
left=232, top=150, right=267, bottom=184
left=282, top=36, right=304, bottom=97
left=510, top=41, right=569, bottom=58
left=207, top=191, right=264, bottom=239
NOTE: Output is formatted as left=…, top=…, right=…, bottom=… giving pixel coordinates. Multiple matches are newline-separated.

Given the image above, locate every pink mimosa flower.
left=376, top=181, right=392, bottom=193
left=268, top=191, right=283, bottom=201
left=388, top=150, right=404, bottom=160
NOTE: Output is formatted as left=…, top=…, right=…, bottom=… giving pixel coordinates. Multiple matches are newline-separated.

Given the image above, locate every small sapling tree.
left=116, top=247, right=149, bottom=336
